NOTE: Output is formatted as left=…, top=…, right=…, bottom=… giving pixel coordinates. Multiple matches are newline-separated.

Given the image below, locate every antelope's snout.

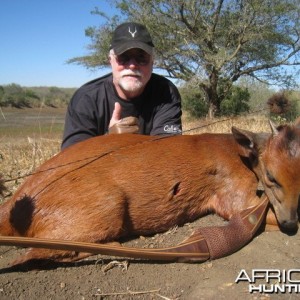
left=279, top=215, right=298, bottom=231
left=274, top=201, right=298, bottom=231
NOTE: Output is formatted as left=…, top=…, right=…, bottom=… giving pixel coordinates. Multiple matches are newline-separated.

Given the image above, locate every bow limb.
left=0, top=197, right=268, bottom=263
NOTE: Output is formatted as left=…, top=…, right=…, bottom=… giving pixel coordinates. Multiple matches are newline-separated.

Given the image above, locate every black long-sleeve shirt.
left=61, top=73, right=182, bottom=149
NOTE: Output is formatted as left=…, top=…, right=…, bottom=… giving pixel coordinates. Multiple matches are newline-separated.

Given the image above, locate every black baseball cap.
left=110, top=22, right=155, bottom=55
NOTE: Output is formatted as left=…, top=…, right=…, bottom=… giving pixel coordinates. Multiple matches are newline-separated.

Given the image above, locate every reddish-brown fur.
left=0, top=122, right=300, bottom=265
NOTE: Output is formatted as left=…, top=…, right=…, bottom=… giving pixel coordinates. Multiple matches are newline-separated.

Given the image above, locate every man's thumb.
left=111, top=102, right=122, bottom=121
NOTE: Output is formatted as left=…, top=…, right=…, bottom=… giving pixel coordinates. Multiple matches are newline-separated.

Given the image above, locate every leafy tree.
left=69, top=0, right=300, bottom=117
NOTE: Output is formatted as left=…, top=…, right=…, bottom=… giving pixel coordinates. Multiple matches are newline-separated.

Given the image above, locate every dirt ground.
left=0, top=213, right=299, bottom=300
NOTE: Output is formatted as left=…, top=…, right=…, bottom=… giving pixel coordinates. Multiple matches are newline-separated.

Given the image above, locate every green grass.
left=0, top=107, right=65, bottom=139
left=0, top=124, right=64, bottom=136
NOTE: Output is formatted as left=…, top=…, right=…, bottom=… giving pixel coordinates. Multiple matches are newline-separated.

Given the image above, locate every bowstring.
left=3, top=108, right=269, bottom=184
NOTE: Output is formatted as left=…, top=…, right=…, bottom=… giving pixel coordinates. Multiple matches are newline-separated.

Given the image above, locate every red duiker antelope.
left=0, top=120, right=299, bottom=266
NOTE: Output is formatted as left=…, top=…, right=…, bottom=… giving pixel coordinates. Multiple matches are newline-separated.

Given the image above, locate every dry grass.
left=0, top=138, right=61, bottom=197
left=0, top=108, right=273, bottom=201
left=0, top=107, right=63, bottom=198
left=182, top=112, right=271, bottom=134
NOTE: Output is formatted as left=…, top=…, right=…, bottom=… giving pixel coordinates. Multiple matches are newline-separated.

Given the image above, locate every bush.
left=0, top=84, right=75, bottom=108
left=180, top=84, right=209, bottom=118
left=180, top=80, right=251, bottom=118
left=220, top=86, right=250, bottom=116
left=0, top=84, right=34, bottom=108
left=268, top=92, right=300, bottom=123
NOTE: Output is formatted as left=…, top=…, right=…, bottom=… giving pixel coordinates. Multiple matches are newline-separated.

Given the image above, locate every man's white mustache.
left=120, top=70, right=142, bottom=77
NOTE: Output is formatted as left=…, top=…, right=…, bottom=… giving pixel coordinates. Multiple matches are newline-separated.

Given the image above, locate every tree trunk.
left=206, top=70, right=221, bottom=119
left=208, top=102, right=216, bottom=119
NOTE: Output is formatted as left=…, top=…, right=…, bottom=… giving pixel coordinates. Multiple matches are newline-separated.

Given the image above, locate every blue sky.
left=0, top=0, right=117, bottom=88
left=1, top=1, right=299, bottom=90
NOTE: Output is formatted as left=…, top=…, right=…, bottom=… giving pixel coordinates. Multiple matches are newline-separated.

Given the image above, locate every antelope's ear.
left=231, top=127, right=268, bottom=158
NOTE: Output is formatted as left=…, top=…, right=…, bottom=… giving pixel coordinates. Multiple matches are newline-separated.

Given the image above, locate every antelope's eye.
left=266, top=170, right=280, bottom=187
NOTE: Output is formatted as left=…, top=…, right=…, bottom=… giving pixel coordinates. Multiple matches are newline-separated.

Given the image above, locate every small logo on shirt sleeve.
left=163, top=124, right=182, bottom=133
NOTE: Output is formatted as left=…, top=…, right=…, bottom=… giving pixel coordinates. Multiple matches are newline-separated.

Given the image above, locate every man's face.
left=110, top=48, right=153, bottom=99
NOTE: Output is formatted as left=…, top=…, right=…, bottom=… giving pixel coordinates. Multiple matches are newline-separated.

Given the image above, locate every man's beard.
left=118, top=70, right=144, bottom=93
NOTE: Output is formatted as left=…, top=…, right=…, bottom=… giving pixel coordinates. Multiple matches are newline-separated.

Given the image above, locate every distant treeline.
left=0, top=83, right=76, bottom=108
left=1, top=83, right=299, bottom=122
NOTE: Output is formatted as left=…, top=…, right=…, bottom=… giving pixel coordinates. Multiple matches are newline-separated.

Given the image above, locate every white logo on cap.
left=128, top=26, right=137, bottom=38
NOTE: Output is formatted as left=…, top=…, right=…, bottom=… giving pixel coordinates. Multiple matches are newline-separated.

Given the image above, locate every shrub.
left=220, top=86, right=250, bottom=116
